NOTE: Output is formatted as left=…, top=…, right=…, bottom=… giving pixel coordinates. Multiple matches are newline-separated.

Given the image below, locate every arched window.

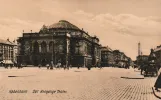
left=33, top=41, right=39, bottom=54
left=95, top=48, right=97, bottom=56
left=85, top=46, right=87, bottom=53
left=59, top=45, right=63, bottom=53
left=41, top=41, right=47, bottom=53
left=49, top=41, right=54, bottom=53
left=75, top=42, right=80, bottom=54
left=87, top=43, right=91, bottom=55
left=25, top=41, right=30, bottom=54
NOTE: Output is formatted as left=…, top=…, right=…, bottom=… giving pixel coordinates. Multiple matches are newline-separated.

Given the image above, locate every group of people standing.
left=3, top=64, right=23, bottom=69
left=39, top=62, right=72, bottom=70
left=38, top=62, right=101, bottom=70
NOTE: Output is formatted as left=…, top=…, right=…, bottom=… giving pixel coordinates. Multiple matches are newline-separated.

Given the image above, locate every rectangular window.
left=75, top=47, right=79, bottom=54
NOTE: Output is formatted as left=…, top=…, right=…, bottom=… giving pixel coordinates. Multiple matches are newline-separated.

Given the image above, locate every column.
left=30, top=42, right=32, bottom=53
left=47, top=42, right=49, bottom=52
left=10, top=47, right=11, bottom=60
left=9, top=47, right=11, bottom=60
left=6, top=46, right=7, bottom=60
left=7, top=46, right=9, bottom=60
left=3, top=46, right=4, bottom=60
left=32, top=42, right=34, bottom=53
left=84, top=57, right=86, bottom=67
left=10, top=47, right=12, bottom=61
left=10, top=47, right=12, bottom=60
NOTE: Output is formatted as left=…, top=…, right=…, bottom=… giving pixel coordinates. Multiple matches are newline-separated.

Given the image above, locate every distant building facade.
left=101, top=46, right=114, bottom=67
left=136, top=55, right=149, bottom=66
left=17, top=20, right=101, bottom=67
left=101, top=48, right=131, bottom=67
left=113, top=50, right=130, bottom=67
left=0, top=39, right=17, bottom=66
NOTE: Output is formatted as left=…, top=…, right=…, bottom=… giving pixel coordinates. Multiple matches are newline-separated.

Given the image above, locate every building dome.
left=48, top=20, right=81, bottom=31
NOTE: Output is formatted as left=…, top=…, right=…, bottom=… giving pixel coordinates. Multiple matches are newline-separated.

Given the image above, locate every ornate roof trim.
left=48, top=20, right=81, bottom=31
left=0, top=39, right=16, bottom=46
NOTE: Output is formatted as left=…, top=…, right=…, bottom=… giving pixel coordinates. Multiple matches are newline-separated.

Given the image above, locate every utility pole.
left=51, top=32, right=56, bottom=69
left=137, top=42, right=141, bottom=66
left=138, top=42, right=141, bottom=56
left=54, top=41, right=56, bottom=68
left=50, top=33, right=54, bottom=69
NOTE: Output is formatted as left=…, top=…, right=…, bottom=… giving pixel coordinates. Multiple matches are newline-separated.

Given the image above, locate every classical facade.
left=17, top=20, right=101, bottom=67
left=113, top=50, right=130, bottom=67
left=101, top=46, right=114, bottom=67
left=0, top=39, right=17, bottom=66
left=101, top=48, right=131, bottom=67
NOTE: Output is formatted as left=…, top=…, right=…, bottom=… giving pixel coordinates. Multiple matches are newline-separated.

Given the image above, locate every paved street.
left=0, top=67, right=160, bottom=100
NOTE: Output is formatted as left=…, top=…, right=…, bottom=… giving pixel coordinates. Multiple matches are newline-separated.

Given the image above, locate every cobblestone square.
left=0, top=67, right=160, bottom=100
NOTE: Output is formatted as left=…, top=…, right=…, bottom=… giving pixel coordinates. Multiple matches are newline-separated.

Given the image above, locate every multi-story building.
left=154, top=45, right=161, bottom=67
left=113, top=50, right=130, bottom=67
left=0, top=38, right=17, bottom=66
left=136, top=55, right=149, bottom=66
left=13, top=40, right=18, bottom=64
left=101, top=46, right=114, bottom=67
left=17, top=20, right=101, bottom=67
left=113, top=50, right=121, bottom=66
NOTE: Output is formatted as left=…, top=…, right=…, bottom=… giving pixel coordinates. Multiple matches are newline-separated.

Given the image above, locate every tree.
left=39, top=25, right=49, bottom=34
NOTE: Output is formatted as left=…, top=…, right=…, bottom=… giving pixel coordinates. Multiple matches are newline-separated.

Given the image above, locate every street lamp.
left=54, top=41, right=56, bottom=68
left=50, top=33, right=56, bottom=69
left=50, top=34, right=54, bottom=69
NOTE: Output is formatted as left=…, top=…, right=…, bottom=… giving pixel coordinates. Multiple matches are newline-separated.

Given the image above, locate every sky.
left=0, top=0, right=161, bottom=60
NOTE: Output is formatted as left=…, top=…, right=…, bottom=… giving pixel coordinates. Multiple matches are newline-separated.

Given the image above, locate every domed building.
left=17, top=20, right=101, bottom=67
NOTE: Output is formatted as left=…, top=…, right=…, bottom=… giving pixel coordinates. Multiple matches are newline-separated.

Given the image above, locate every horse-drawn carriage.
left=140, top=49, right=159, bottom=77
left=141, top=61, right=158, bottom=77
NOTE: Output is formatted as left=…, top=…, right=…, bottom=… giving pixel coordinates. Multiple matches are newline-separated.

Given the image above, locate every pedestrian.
left=50, top=65, right=53, bottom=70
left=69, top=64, right=72, bottom=69
left=88, top=66, right=91, bottom=70
left=77, top=64, right=80, bottom=69
left=67, top=64, right=69, bottom=70
left=154, top=72, right=161, bottom=91
left=140, top=63, right=145, bottom=75
left=18, top=64, right=22, bottom=69
left=98, top=63, right=102, bottom=69
left=4, top=64, right=7, bottom=69
left=59, top=62, right=62, bottom=69
left=38, top=64, right=41, bottom=68
left=10, top=65, right=12, bottom=69
left=50, top=61, right=54, bottom=70
left=46, top=64, right=50, bottom=69
left=87, top=64, right=91, bottom=70
left=63, top=65, right=66, bottom=70
left=126, top=63, right=129, bottom=69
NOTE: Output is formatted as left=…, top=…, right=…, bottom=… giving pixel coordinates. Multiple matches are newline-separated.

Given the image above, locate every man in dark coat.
left=140, top=62, right=145, bottom=75
left=154, top=72, right=161, bottom=91
left=149, top=49, right=161, bottom=91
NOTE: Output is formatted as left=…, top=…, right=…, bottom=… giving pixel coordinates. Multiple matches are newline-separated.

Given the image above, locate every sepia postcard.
left=0, top=0, right=161, bottom=100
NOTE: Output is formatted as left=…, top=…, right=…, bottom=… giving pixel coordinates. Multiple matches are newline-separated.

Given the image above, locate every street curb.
left=152, top=87, right=161, bottom=99
left=120, top=77, right=144, bottom=79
